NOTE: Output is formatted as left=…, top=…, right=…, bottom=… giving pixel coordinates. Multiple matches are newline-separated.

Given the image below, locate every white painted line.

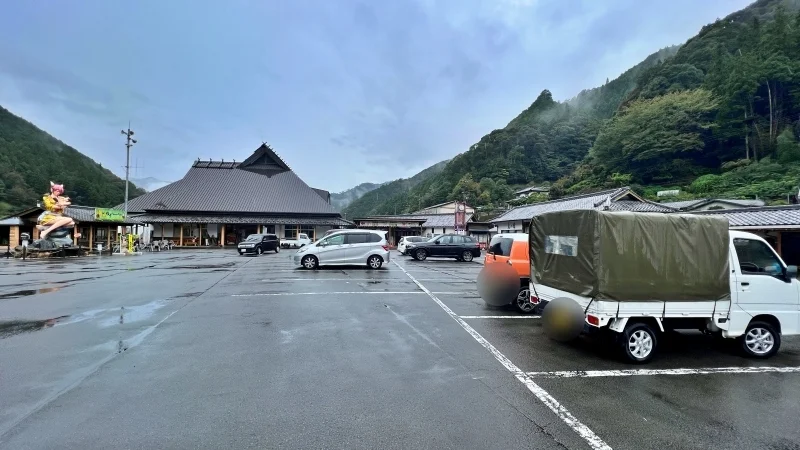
left=526, top=366, right=800, bottom=379
left=460, top=315, right=541, bottom=319
left=392, top=261, right=611, bottom=450
left=231, top=291, right=463, bottom=297
left=264, top=278, right=471, bottom=282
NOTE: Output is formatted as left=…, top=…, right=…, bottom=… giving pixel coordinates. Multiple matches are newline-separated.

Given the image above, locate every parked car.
left=237, top=233, right=280, bottom=255
left=406, top=234, right=481, bottom=262
left=294, top=230, right=390, bottom=269
left=484, top=233, right=535, bottom=313
left=281, top=233, right=312, bottom=249
left=530, top=209, right=800, bottom=363
left=397, top=236, right=426, bottom=255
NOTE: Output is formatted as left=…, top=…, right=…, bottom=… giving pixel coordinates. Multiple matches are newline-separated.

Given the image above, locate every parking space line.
left=526, top=366, right=800, bottom=379
left=264, top=278, right=473, bottom=282
left=231, top=291, right=464, bottom=297
left=392, top=261, right=611, bottom=450
left=460, top=315, right=541, bottom=319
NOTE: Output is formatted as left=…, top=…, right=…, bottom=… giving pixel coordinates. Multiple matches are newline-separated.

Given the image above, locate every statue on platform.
left=35, top=182, right=80, bottom=248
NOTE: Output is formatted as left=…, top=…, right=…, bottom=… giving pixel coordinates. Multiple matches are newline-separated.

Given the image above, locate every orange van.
left=484, top=233, right=536, bottom=313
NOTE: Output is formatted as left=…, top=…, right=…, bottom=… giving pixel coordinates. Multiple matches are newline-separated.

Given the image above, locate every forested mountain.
left=0, top=106, right=145, bottom=216
left=360, top=0, right=800, bottom=214
left=331, top=182, right=384, bottom=210
left=341, top=160, right=449, bottom=218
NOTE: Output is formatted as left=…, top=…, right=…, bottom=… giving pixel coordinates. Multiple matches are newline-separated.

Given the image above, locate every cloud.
left=0, top=0, right=755, bottom=192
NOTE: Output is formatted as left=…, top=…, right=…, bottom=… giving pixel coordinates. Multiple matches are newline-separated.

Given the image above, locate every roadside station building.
left=353, top=201, right=487, bottom=246
left=0, top=205, right=141, bottom=250
left=123, top=143, right=350, bottom=246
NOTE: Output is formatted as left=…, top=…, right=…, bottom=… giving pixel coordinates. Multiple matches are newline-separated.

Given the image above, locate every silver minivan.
left=293, top=229, right=390, bottom=269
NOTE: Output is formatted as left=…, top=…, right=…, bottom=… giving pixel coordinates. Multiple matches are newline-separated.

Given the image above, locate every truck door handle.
left=741, top=282, right=749, bottom=286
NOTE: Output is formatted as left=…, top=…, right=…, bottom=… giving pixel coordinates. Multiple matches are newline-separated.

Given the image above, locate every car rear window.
left=488, top=236, right=513, bottom=256
left=368, top=233, right=382, bottom=243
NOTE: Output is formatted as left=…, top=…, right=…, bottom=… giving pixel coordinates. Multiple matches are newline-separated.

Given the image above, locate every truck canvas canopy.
left=529, top=210, right=731, bottom=301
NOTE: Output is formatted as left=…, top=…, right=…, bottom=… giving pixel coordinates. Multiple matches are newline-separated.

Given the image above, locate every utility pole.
left=120, top=124, right=137, bottom=217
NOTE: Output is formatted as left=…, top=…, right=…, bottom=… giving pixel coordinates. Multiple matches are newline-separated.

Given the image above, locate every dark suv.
left=406, top=234, right=481, bottom=262
left=237, top=234, right=280, bottom=256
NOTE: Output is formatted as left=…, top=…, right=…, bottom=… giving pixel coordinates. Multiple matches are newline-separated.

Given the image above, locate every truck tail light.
left=586, top=314, right=600, bottom=326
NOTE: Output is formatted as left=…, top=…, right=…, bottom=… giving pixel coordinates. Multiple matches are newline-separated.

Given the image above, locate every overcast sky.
left=0, top=0, right=753, bottom=193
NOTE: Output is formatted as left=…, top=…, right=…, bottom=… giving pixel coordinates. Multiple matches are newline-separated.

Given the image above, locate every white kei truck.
left=528, top=209, right=800, bottom=363
left=280, top=233, right=312, bottom=249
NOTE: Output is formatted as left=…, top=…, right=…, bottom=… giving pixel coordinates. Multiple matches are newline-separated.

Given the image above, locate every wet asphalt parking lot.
left=1, top=249, right=799, bottom=450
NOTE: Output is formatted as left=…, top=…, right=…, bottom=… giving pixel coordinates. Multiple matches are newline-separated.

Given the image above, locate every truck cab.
left=725, top=231, right=800, bottom=342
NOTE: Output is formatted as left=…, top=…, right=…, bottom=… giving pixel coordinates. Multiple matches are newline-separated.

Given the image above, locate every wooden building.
left=122, top=143, right=350, bottom=246
left=0, top=205, right=140, bottom=250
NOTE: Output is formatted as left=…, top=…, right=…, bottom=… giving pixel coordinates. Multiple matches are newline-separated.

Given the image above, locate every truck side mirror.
left=785, top=265, right=797, bottom=282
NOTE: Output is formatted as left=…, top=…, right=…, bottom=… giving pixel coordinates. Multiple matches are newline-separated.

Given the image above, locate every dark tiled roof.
left=133, top=214, right=351, bottom=226
left=312, top=188, right=331, bottom=203
left=661, top=198, right=765, bottom=210
left=608, top=200, right=675, bottom=213
left=121, top=145, right=339, bottom=216
left=492, top=187, right=650, bottom=222
left=355, top=213, right=473, bottom=228
left=691, top=205, right=800, bottom=228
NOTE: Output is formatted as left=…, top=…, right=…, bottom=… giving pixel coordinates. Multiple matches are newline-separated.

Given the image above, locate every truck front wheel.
left=621, top=322, right=658, bottom=364
left=740, top=321, right=781, bottom=358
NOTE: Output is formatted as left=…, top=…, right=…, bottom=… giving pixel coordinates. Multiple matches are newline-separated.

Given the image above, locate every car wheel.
left=461, top=250, right=473, bottom=262
left=415, top=249, right=428, bottom=261
left=301, top=255, right=318, bottom=270
left=275, top=246, right=280, bottom=253
left=740, top=321, right=781, bottom=358
left=257, top=247, right=263, bottom=255
left=367, top=255, right=383, bottom=269
left=514, top=287, right=536, bottom=314
left=621, top=322, right=658, bottom=363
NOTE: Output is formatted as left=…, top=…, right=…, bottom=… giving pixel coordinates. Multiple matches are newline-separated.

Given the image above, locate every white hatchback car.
left=397, top=236, right=426, bottom=255
left=294, top=230, right=390, bottom=269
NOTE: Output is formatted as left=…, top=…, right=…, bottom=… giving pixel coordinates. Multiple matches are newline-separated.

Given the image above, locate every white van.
left=294, top=230, right=390, bottom=269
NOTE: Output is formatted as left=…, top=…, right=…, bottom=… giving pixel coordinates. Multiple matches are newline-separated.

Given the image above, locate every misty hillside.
left=360, top=0, right=800, bottom=214
left=342, top=160, right=450, bottom=218
left=331, top=182, right=384, bottom=210
left=0, top=105, right=146, bottom=216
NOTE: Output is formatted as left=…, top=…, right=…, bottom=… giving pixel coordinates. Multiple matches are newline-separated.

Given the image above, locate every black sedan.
left=406, top=234, right=481, bottom=262
left=237, top=234, right=280, bottom=255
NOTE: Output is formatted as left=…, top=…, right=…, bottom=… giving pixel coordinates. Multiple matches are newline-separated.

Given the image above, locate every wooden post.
left=179, top=224, right=184, bottom=247
left=88, top=226, right=94, bottom=249
left=73, top=222, right=79, bottom=246
left=33, top=227, right=40, bottom=240
left=9, top=226, right=19, bottom=246
left=106, top=226, right=111, bottom=249
left=220, top=224, right=225, bottom=247
left=777, top=231, right=783, bottom=257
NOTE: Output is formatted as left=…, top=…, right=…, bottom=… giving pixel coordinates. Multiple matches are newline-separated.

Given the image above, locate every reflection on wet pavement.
left=0, top=286, right=67, bottom=300
left=0, top=316, right=69, bottom=338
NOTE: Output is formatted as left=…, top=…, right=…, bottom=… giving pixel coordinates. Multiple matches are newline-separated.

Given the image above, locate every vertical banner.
left=454, top=201, right=466, bottom=233
left=128, top=234, right=134, bottom=253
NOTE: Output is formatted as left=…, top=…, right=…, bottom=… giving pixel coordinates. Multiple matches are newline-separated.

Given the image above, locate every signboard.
left=454, top=202, right=466, bottom=232
left=656, top=190, right=680, bottom=197
left=95, top=208, right=125, bottom=222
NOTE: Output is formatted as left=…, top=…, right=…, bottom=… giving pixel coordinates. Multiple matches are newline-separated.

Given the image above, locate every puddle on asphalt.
left=0, top=316, right=69, bottom=338
left=0, top=286, right=68, bottom=300
left=98, top=299, right=168, bottom=328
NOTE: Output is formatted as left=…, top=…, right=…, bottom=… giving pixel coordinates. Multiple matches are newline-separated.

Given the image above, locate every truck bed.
left=534, top=284, right=731, bottom=319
